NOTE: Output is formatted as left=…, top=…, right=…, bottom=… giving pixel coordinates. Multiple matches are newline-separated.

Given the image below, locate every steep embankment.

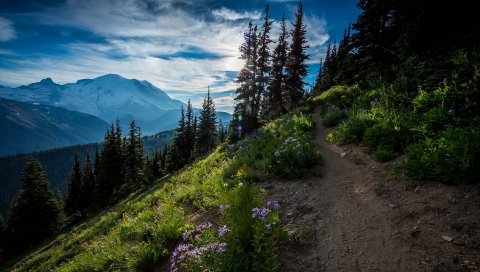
left=263, top=107, right=480, bottom=271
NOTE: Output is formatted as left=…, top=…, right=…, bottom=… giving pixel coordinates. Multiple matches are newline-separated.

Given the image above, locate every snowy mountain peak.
left=0, top=74, right=231, bottom=135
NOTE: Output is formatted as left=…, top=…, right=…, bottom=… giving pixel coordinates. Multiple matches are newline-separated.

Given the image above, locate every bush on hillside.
left=322, top=106, right=347, bottom=127
left=327, top=117, right=371, bottom=145
left=313, top=85, right=360, bottom=110
left=399, top=128, right=480, bottom=185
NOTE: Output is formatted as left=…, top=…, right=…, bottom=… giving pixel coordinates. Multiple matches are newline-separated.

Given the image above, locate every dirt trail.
left=261, top=107, right=480, bottom=272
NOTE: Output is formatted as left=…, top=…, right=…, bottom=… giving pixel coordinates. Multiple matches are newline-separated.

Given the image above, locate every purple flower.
left=266, top=200, right=280, bottom=211
left=195, top=222, right=213, bottom=232
left=218, top=225, right=231, bottom=238
left=182, top=222, right=213, bottom=241
left=219, top=204, right=231, bottom=214
left=252, top=207, right=270, bottom=221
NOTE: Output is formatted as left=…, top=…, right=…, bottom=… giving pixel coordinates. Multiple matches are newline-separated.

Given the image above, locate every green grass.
left=5, top=110, right=321, bottom=272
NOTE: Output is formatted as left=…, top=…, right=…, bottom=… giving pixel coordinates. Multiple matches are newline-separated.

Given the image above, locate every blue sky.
left=0, top=0, right=359, bottom=112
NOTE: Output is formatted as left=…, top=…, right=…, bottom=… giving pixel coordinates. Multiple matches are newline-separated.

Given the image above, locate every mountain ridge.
left=0, top=98, right=110, bottom=156
left=0, top=74, right=231, bottom=135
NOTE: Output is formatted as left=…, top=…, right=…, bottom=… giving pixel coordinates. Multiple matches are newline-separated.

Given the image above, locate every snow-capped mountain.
left=0, top=74, right=231, bottom=135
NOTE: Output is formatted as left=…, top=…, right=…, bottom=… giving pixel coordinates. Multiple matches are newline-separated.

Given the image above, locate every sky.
left=0, top=0, right=359, bottom=112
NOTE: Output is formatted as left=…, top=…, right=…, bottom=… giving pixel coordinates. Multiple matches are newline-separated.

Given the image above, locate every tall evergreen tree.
left=285, top=0, right=309, bottom=110
left=5, top=156, right=59, bottom=257
left=165, top=107, right=188, bottom=172
left=350, top=0, right=395, bottom=85
left=93, top=143, right=100, bottom=179
left=265, top=13, right=289, bottom=120
left=65, top=153, right=83, bottom=221
left=218, top=121, right=227, bottom=143
left=95, top=123, right=124, bottom=208
left=123, top=120, right=145, bottom=192
left=335, top=25, right=354, bottom=85
left=80, top=151, right=95, bottom=216
left=185, top=100, right=195, bottom=162
left=256, top=4, right=274, bottom=118
left=195, top=88, right=217, bottom=156
left=231, top=22, right=260, bottom=139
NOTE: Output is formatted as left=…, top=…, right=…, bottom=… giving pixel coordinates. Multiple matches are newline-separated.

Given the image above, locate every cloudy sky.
left=0, top=0, right=359, bottom=112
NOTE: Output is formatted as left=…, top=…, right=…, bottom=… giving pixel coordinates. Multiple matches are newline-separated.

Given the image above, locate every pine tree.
left=80, top=151, right=95, bottom=216
left=52, top=189, right=67, bottom=231
left=65, top=153, right=83, bottom=221
left=313, top=58, right=323, bottom=94
left=266, top=13, right=289, bottom=120
left=160, top=144, right=168, bottom=176
left=316, top=43, right=335, bottom=92
left=123, top=120, right=145, bottom=193
left=165, top=107, right=188, bottom=172
left=350, top=0, right=395, bottom=85
left=256, top=4, right=274, bottom=118
left=195, top=88, right=217, bottom=156
left=5, top=156, right=59, bottom=257
left=185, top=100, right=195, bottom=162
left=93, top=144, right=100, bottom=178
left=285, top=0, right=309, bottom=110
left=218, top=120, right=227, bottom=143
left=335, top=24, right=353, bottom=85
left=95, top=123, right=124, bottom=208
left=231, top=22, right=260, bottom=139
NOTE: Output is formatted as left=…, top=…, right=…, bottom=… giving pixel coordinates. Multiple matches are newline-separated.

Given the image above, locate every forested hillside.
left=0, top=130, right=174, bottom=217
left=312, top=0, right=480, bottom=185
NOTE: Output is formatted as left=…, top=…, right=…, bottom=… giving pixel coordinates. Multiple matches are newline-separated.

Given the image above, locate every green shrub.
left=270, top=137, right=322, bottom=179
left=313, top=85, right=360, bottom=109
left=327, top=117, right=371, bottom=145
left=373, top=146, right=396, bottom=162
left=399, top=129, right=480, bottom=185
left=322, top=107, right=347, bottom=127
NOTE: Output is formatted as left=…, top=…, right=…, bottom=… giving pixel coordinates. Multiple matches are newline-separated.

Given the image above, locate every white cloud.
left=0, top=42, right=243, bottom=92
left=212, top=7, right=261, bottom=21
left=304, top=15, right=330, bottom=64
left=0, top=17, right=16, bottom=42
left=0, top=0, right=331, bottom=111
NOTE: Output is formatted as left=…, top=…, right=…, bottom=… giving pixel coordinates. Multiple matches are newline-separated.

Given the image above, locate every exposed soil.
left=260, top=107, right=480, bottom=272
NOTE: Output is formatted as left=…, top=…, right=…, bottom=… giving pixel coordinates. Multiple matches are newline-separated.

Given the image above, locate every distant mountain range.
left=0, top=98, right=109, bottom=156
left=0, top=74, right=232, bottom=155
left=0, top=74, right=231, bottom=133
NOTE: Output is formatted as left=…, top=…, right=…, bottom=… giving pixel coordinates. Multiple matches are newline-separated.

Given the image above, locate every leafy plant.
left=399, top=129, right=480, bottom=185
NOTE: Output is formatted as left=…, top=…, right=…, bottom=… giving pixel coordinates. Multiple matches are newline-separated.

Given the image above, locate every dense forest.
left=0, top=129, right=174, bottom=216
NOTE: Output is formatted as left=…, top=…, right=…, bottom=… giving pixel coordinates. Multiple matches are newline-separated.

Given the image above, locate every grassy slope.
left=4, top=108, right=320, bottom=271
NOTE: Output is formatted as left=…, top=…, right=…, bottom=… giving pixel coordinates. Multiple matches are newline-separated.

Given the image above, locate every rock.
left=442, top=235, right=454, bottom=242
left=341, top=152, right=347, bottom=158
left=286, top=212, right=293, bottom=217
